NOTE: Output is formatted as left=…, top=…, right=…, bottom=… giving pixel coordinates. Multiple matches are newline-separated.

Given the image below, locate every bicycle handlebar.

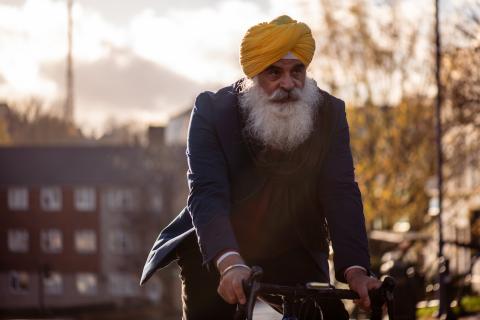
left=234, top=266, right=395, bottom=320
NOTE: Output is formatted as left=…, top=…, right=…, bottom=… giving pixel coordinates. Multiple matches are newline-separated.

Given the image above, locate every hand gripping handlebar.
left=234, top=266, right=396, bottom=320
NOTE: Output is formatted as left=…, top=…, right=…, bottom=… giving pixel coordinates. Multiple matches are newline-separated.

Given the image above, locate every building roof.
left=0, top=145, right=147, bottom=186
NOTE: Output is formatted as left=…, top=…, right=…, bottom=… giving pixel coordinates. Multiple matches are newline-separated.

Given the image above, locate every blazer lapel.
left=213, top=84, right=266, bottom=205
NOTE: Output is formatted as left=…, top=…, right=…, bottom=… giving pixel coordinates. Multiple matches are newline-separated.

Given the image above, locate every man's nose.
left=279, top=75, right=295, bottom=91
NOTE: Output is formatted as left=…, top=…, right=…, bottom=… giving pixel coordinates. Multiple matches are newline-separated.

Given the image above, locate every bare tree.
left=314, top=0, right=430, bottom=106
left=312, top=0, right=436, bottom=229
left=1, top=99, right=87, bottom=145
left=442, top=0, right=480, bottom=185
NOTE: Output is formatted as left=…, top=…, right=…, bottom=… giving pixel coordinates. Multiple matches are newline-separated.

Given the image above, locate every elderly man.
left=141, top=15, right=379, bottom=319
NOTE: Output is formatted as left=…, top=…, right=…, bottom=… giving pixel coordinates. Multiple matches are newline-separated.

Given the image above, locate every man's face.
left=257, top=59, right=306, bottom=103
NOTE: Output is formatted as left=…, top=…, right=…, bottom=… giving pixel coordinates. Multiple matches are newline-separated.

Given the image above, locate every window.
left=108, top=273, right=139, bottom=297
left=7, top=229, right=29, bottom=253
left=76, top=273, right=97, bottom=295
left=44, top=272, right=63, bottom=295
left=472, top=210, right=480, bottom=245
left=149, top=190, right=163, bottom=212
left=109, top=230, right=135, bottom=254
left=9, top=271, right=30, bottom=293
left=40, top=187, right=62, bottom=211
left=105, top=188, right=135, bottom=210
left=75, top=230, right=97, bottom=253
left=8, top=188, right=28, bottom=210
left=41, top=229, right=63, bottom=253
left=473, top=166, right=480, bottom=188
left=145, top=277, right=163, bottom=302
left=74, top=187, right=96, bottom=211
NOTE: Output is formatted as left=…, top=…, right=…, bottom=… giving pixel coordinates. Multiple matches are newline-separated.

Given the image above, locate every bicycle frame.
left=235, top=266, right=396, bottom=320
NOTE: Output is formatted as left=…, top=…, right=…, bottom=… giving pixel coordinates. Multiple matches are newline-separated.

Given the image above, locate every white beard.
left=239, top=77, right=322, bottom=152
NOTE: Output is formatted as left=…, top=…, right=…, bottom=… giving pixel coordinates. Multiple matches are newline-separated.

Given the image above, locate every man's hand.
left=216, top=252, right=251, bottom=305
left=346, top=268, right=382, bottom=311
left=217, top=267, right=251, bottom=304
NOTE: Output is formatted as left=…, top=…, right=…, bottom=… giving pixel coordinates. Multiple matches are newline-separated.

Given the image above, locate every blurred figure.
left=381, top=240, right=424, bottom=320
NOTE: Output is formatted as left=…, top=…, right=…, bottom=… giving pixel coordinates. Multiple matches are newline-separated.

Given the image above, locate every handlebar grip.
left=235, top=267, right=396, bottom=320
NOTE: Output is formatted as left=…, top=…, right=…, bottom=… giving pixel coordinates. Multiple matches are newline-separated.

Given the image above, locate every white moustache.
left=239, top=77, right=321, bottom=152
left=269, top=87, right=302, bottom=103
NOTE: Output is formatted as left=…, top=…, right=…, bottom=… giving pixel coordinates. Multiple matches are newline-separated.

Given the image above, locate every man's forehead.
left=270, top=59, right=305, bottom=69
left=282, top=52, right=298, bottom=60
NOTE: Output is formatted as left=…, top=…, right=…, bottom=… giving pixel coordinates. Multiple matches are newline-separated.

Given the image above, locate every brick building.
left=0, top=145, right=181, bottom=315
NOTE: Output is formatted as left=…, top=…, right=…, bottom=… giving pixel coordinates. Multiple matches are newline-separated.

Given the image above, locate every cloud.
left=0, top=0, right=25, bottom=6
left=0, top=0, right=319, bottom=133
left=127, top=0, right=267, bottom=84
left=124, top=0, right=325, bottom=84
left=40, top=47, right=202, bottom=129
left=78, top=0, right=270, bottom=27
left=0, top=0, right=127, bottom=100
left=0, top=0, right=266, bottom=97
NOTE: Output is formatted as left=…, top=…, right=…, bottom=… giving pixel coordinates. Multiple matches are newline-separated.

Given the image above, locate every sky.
left=0, top=0, right=470, bottom=135
left=0, top=0, right=320, bottom=134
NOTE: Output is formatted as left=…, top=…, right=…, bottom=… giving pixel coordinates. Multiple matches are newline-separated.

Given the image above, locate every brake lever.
left=246, top=266, right=264, bottom=320
left=234, top=266, right=264, bottom=320
left=369, top=276, right=396, bottom=320
left=383, top=276, right=396, bottom=320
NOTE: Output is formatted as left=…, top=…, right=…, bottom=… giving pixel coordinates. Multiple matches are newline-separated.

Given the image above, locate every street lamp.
left=433, top=0, right=452, bottom=318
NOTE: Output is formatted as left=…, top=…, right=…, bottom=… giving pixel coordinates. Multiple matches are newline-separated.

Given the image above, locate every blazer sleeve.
left=319, top=99, right=371, bottom=283
left=186, top=92, right=240, bottom=265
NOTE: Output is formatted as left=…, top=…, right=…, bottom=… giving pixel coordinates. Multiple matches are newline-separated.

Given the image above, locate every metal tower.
left=65, top=0, right=74, bottom=123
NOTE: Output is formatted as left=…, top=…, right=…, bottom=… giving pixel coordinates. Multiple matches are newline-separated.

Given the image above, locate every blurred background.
left=0, top=0, right=479, bottom=319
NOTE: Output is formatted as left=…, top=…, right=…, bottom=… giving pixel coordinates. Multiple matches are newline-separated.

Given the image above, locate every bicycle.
left=234, top=266, right=396, bottom=320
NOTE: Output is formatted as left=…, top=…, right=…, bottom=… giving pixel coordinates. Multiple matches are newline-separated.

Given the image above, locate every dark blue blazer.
left=140, top=84, right=370, bottom=285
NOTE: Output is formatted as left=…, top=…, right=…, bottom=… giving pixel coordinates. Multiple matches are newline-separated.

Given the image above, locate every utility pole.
left=65, top=0, right=74, bottom=123
left=434, top=0, right=451, bottom=318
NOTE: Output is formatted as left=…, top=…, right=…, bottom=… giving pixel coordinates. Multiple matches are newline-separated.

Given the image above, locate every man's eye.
left=292, top=67, right=304, bottom=76
left=268, top=69, right=280, bottom=76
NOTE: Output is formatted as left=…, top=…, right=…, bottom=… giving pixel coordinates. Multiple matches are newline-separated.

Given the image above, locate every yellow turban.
left=240, top=15, right=315, bottom=78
